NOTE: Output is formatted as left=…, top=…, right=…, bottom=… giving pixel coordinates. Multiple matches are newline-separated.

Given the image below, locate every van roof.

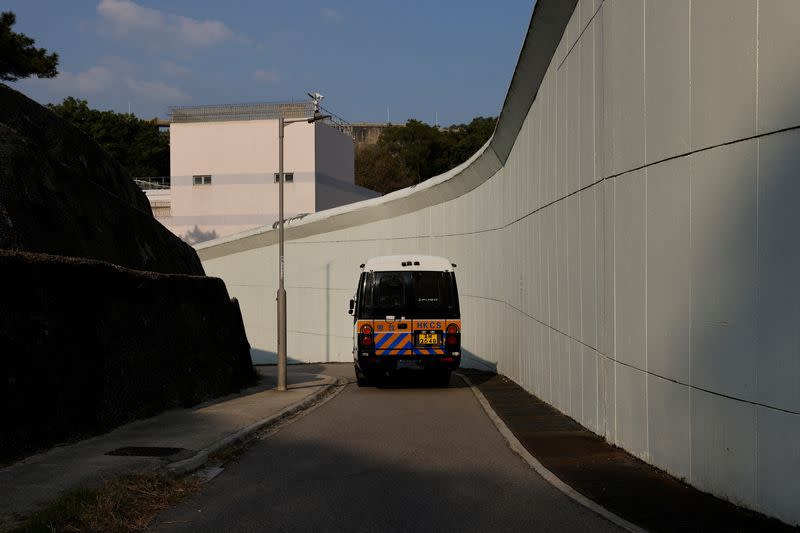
left=362, top=255, right=455, bottom=272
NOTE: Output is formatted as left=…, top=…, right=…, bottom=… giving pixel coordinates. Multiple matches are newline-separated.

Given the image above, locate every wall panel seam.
left=462, top=291, right=800, bottom=417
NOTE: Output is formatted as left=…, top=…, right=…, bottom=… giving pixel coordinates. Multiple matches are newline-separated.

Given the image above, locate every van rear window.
left=359, top=271, right=459, bottom=319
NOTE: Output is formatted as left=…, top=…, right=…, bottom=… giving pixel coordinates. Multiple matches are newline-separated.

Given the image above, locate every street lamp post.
left=276, top=93, right=330, bottom=391
left=277, top=115, right=287, bottom=391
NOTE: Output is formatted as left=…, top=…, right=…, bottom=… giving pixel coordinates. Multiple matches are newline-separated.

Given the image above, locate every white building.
left=142, top=101, right=380, bottom=244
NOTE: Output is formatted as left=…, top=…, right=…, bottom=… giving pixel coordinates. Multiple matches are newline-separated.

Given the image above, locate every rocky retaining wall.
left=0, top=250, right=254, bottom=463
left=0, top=83, right=203, bottom=275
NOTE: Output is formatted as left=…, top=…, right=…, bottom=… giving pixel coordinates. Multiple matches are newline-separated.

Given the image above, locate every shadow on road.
left=150, top=379, right=621, bottom=533
left=369, top=370, right=470, bottom=390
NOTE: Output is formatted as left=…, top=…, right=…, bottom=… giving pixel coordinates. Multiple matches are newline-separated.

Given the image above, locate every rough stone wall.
left=0, top=250, right=254, bottom=463
left=0, top=83, right=203, bottom=275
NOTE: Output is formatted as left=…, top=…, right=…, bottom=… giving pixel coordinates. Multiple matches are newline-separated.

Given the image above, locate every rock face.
left=0, top=250, right=256, bottom=463
left=0, top=83, right=203, bottom=275
left=0, top=85, right=256, bottom=463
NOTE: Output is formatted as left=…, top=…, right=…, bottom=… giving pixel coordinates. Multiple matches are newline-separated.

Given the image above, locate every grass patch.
left=207, top=441, right=246, bottom=466
left=11, top=472, right=202, bottom=532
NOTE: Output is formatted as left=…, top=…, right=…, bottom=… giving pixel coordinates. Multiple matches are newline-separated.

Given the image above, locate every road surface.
left=151, top=364, right=622, bottom=532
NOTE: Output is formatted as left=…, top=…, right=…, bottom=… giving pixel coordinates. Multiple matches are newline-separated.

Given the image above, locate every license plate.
left=417, top=333, right=440, bottom=345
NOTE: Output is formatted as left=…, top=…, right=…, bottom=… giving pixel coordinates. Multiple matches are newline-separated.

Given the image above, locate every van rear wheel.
left=354, top=365, right=369, bottom=387
left=435, top=370, right=451, bottom=388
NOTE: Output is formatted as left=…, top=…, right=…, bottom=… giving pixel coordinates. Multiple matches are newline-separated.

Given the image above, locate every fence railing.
left=169, top=101, right=316, bottom=123
left=167, top=101, right=355, bottom=138
left=134, top=177, right=170, bottom=190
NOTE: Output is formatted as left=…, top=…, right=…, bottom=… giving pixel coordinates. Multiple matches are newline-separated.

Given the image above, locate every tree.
left=355, top=143, right=415, bottom=194
left=0, top=12, right=58, bottom=82
left=48, top=97, right=170, bottom=178
left=378, top=120, right=451, bottom=184
left=447, top=116, right=497, bottom=165
left=355, top=116, right=497, bottom=194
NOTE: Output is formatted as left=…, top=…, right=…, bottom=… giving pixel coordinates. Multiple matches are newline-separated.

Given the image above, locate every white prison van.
left=348, top=255, right=461, bottom=386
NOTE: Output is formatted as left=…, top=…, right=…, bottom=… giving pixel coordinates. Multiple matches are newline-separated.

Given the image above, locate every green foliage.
left=0, top=12, right=58, bottom=82
left=355, top=143, right=415, bottom=194
left=447, top=116, right=498, bottom=167
left=356, top=116, right=497, bottom=194
left=48, top=97, right=170, bottom=178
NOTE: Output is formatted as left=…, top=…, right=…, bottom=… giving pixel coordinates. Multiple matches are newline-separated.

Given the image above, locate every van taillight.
left=359, top=324, right=373, bottom=348
left=445, top=323, right=460, bottom=348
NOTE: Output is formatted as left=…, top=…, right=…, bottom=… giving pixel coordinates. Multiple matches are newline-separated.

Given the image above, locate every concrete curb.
left=455, top=372, right=647, bottom=533
left=167, top=375, right=343, bottom=476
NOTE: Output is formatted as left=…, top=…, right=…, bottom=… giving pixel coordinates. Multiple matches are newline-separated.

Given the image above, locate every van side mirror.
left=348, top=299, right=355, bottom=315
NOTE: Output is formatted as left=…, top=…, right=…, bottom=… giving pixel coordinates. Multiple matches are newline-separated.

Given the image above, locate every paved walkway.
left=461, top=369, right=797, bottom=532
left=151, top=363, right=623, bottom=532
left=6, top=363, right=793, bottom=531
left=0, top=367, right=334, bottom=529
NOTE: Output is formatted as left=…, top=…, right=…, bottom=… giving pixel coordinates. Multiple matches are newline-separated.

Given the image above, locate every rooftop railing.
left=169, top=101, right=316, bottom=123
left=168, top=100, right=354, bottom=137
left=134, top=177, right=170, bottom=190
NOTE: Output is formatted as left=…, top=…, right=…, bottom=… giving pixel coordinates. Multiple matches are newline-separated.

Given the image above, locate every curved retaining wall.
left=196, top=0, right=800, bottom=524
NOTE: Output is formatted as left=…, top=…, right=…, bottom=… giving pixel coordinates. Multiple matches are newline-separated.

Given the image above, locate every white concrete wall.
left=196, top=0, right=800, bottom=524
left=166, top=119, right=317, bottom=242
left=314, top=122, right=380, bottom=210
left=166, top=172, right=317, bottom=243
left=170, top=119, right=316, bottom=177
left=314, top=122, right=354, bottom=185
left=314, top=175, right=381, bottom=213
left=164, top=118, right=377, bottom=243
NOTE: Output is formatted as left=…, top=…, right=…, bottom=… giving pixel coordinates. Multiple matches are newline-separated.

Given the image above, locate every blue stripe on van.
left=386, top=334, right=410, bottom=350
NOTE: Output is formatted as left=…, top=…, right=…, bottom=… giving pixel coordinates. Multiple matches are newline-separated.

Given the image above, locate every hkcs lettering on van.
left=415, top=320, right=442, bottom=330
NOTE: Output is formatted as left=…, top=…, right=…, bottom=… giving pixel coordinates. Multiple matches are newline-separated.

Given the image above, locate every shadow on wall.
left=251, top=348, right=498, bottom=376
left=254, top=363, right=333, bottom=376
left=672, top=126, right=800, bottom=517
left=524, top=2, right=800, bottom=520
left=183, top=225, right=218, bottom=245
left=252, top=348, right=319, bottom=366
left=461, top=349, right=498, bottom=373
left=252, top=348, right=278, bottom=365
left=326, top=262, right=332, bottom=363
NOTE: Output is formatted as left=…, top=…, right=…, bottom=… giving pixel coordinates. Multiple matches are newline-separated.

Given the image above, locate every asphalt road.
left=151, top=364, right=623, bottom=532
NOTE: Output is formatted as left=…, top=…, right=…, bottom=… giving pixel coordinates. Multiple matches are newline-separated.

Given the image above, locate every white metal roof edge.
left=362, top=255, right=454, bottom=272
left=194, top=140, right=499, bottom=259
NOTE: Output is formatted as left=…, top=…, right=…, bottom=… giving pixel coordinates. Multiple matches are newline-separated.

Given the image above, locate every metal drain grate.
left=106, top=446, right=185, bottom=457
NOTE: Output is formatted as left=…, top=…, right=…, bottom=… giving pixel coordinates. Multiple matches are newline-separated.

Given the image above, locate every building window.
left=151, top=201, right=171, bottom=218
left=274, top=172, right=294, bottom=183
left=193, top=175, right=212, bottom=186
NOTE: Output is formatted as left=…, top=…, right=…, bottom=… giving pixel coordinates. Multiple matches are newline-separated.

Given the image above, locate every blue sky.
left=7, top=1, right=534, bottom=125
